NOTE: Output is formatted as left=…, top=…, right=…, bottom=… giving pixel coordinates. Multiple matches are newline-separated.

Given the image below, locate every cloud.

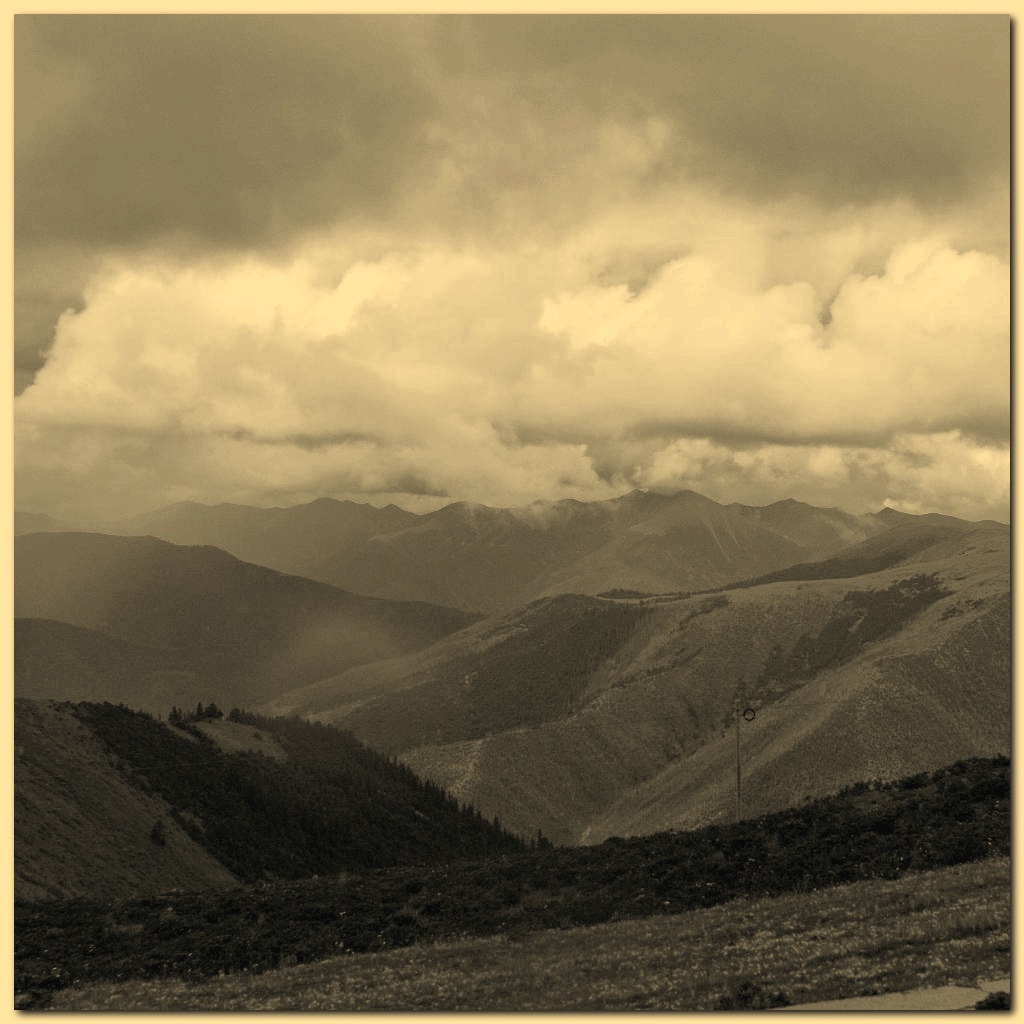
left=433, top=14, right=1010, bottom=208
left=635, top=433, right=1009, bottom=522
left=16, top=15, right=1009, bottom=254
left=13, top=16, right=1009, bottom=521
left=523, top=234, right=1008, bottom=445
left=14, top=15, right=1008, bottom=393
left=15, top=15, right=439, bottom=251
left=13, top=194, right=1009, bottom=523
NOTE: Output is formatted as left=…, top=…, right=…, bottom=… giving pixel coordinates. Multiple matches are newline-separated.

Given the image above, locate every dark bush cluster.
left=757, top=574, right=952, bottom=695
left=714, top=980, right=791, bottom=1010
left=975, top=991, right=1011, bottom=1010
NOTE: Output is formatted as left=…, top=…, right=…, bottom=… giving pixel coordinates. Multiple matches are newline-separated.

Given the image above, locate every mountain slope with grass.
left=16, top=755, right=1010, bottom=1007
left=268, top=527, right=1008, bottom=845
left=14, top=700, right=526, bottom=904
left=14, top=699, right=240, bottom=903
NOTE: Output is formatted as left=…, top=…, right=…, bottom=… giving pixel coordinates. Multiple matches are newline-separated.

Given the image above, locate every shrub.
left=148, top=819, right=167, bottom=846
left=714, top=980, right=791, bottom=1010
left=975, top=991, right=1010, bottom=1010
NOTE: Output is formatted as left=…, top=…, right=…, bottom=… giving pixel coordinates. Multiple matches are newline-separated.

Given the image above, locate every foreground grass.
left=46, top=856, right=1009, bottom=1011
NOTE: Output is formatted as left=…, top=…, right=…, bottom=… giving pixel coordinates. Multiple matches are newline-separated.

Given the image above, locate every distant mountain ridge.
left=33, top=489, right=1000, bottom=615
left=14, top=532, right=480, bottom=712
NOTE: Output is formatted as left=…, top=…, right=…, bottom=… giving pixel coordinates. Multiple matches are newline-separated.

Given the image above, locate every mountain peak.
left=306, top=497, right=347, bottom=507
left=876, top=506, right=910, bottom=520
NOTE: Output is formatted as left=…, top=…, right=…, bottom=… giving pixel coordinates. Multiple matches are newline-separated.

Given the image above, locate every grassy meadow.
left=45, top=855, right=1009, bottom=1012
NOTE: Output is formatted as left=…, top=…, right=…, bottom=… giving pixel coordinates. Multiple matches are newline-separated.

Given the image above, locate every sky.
left=12, top=13, right=1011, bottom=524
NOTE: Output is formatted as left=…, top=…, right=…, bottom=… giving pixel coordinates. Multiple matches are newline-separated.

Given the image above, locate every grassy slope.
left=16, top=753, right=1009, bottom=1002
left=14, top=699, right=238, bottom=902
left=15, top=700, right=527, bottom=904
left=586, top=540, right=1010, bottom=839
left=44, top=856, right=1010, bottom=1011
left=332, top=538, right=1007, bottom=843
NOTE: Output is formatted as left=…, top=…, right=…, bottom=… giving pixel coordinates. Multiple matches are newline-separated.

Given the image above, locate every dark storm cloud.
left=16, top=14, right=1009, bottom=255
left=444, top=14, right=1009, bottom=207
left=14, top=15, right=436, bottom=250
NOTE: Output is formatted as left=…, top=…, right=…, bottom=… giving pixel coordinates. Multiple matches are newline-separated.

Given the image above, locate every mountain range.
left=14, top=489, right=1010, bottom=849
left=26, top=489, right=972, bottom=616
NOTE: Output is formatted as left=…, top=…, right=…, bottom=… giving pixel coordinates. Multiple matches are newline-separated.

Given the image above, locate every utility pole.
left=734, top=689, right=755, bottom=823
left=734, top=696, right=742, bottom=823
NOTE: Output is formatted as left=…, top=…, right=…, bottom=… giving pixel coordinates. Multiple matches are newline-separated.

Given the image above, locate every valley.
left=13, top=488, right=1011, bottom=1010
left=15, top=492, right=1009, bottom=845
left=263, top=523, right=1008, bottom=843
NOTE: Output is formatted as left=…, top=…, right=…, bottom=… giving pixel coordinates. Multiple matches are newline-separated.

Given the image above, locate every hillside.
left=16, top=755, right=1010, bottom=1004
left=14, top=699, right=239, bottom=902
left=267, top=526, right=1009, bottom=845
left=261, top=594, right=649, bottom=747
left=725, top=518, right=1001, bottom=589
left=14, top=532, right=480, bottom=711
left=14, top=700, right=525, bottom=904
left=109, top=497, right=419, bottom=580
left=15, top=619, right=207, bottom=710
left=94, top=490, right=900, bottom=614
left=38, top=854, right=1012, bottom=1012
left=14, top=497, right=1009, bottom=851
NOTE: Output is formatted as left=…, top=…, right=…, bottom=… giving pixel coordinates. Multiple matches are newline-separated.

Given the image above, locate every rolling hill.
left=15, top=618, right=209, bottom=711
left=14, top=699, right=240, bottom=902
left=14, top=700, right=525, bottom=904
left=87, top=490, right=909, bottom=615
left=14, top=494, right=1009, bottom=848
left=263, top=522, right=1009, bottom=845
left=14, top=532, right=480, bottom=711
